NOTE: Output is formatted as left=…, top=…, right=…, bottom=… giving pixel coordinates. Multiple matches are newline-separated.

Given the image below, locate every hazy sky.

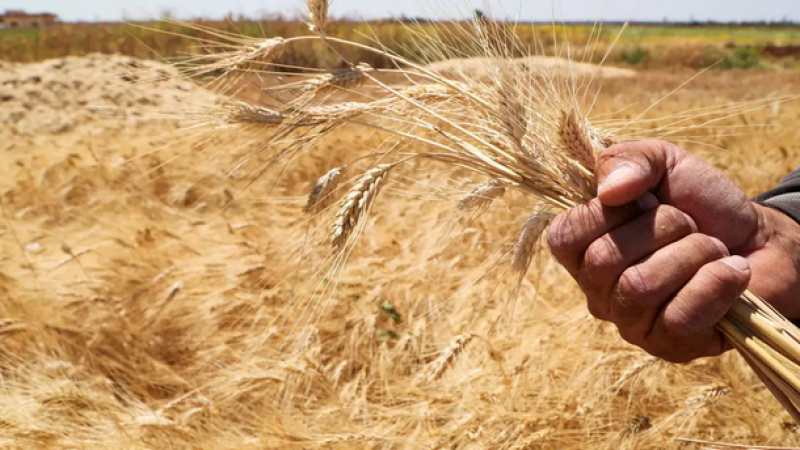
left=11, top=0, right=800, bottom=23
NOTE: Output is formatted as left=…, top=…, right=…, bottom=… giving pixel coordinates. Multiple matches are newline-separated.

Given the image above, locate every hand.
left=547, top=140, right=800, bottom=362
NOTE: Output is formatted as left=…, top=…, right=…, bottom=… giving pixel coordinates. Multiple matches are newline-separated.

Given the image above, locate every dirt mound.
left=0, top=54, right=212, bottom=135
left=425, top=56, right=637, bottom=81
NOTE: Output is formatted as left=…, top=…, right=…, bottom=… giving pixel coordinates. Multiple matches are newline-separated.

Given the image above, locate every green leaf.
left=380, top=301, right=403, bottom=324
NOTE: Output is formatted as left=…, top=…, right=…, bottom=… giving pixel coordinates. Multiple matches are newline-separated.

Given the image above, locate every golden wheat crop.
left=0, top=7, right=799, bottom=450
left=176, top=0, right=800, bottom=422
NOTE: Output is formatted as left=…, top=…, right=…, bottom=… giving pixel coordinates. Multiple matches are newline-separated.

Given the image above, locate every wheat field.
left=0, top=14, right=800, bottom=450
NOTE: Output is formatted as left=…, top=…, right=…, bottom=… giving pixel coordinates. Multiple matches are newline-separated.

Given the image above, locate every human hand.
left=547, top=140, right=800, bottom=362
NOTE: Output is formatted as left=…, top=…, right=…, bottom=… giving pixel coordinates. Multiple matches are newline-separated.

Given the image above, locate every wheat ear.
left=305, top=166, right=344, bottom=214
left=234, top=38, right=285, bottom=72
left=306, top=0, right=329, bottom=35
left=457, top=179, right=506, bottom=213
left=223, top=102, right=285, bottom=125
left=684, top=384, right=729, bottom=410
left=427, top=334, right=474, bottom=382
left=610, top=357, right=659, bottom=392
left=304, top=63, right=374, bottom=97
left=561, top=109, right=597, bottom=170
left=331, top=164, right=393, bottom=249
left=511, top=212, right=555, bottom=275
left=224, top=101, right=373, bottom=126
left=497, top=73, right=527, bottom=143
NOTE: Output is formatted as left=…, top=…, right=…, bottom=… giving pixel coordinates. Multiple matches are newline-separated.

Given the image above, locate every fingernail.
left=636, top=192, right=659, bottom=211
left=710, top=237, right=730, bottom=257
left=722, top=256, right=750, bottom=273
left=601, top=164, right=635, bottom=191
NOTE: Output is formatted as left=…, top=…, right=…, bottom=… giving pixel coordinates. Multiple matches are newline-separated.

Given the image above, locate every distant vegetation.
left=0, top=17, right=798, bottom=70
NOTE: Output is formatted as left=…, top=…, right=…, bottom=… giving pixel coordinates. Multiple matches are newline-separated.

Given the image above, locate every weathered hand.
left=547, top=140, right=800, bottom=362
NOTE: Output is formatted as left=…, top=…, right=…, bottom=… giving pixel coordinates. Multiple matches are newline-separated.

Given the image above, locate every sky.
left=7, top=0, right=800, bottom=23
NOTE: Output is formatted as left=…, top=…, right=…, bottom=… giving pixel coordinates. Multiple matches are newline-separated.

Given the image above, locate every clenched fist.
left=547, top=140, right=800, bottom=362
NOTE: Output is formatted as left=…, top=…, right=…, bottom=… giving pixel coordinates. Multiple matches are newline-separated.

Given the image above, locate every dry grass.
left=1, top=11, right=800, bottom=450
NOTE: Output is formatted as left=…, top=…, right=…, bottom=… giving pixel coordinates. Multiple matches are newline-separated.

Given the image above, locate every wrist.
left=744, top=203, right=800, bottom=319
left=757, top=203, right=800, bottom=258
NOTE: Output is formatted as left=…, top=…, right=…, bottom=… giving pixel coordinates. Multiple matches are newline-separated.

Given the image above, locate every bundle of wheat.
left=180, top=0, right=800, bottom=425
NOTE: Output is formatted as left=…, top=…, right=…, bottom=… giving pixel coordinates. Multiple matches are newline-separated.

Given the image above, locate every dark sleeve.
left=754, top=166, right=800, bottom=224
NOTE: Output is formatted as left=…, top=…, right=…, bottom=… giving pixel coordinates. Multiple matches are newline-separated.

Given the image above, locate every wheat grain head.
left=331, top=164, right=393, bottom=249
left=457, top=179, right=506, bottom=213
left=427, top=333, right=474, bottom=382
left=511, top=212, right=555, bottom=275
left=306, top=0, right=329, bottom=35
left=305, top=166, right=345, bottom=214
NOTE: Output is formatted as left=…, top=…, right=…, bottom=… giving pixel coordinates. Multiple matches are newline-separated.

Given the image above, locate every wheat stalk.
left=650, top=384, right=730, bottom=434
left=224, top=83, right=459, bottom=127
left=331, top=164, right=393, bottom=249
left=317, top=433, right=375, bottom=444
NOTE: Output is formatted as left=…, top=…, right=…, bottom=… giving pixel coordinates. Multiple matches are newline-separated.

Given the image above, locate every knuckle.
left=547, top=213, right=573, bottom=248
left=656, top=139, right=684, bottom=157
left=546, top=214, right=569, bottom=254
left=616, top=326, right=645, bottom=349
left=652, top=347, right=692, bottom=364
left=685, top=234, right=724, bottom=259
left=699, top=262, right=744, bottom=297
left=616, top=265, right=653, bottom=301
left=596, top=147, right=622, bottom=168
left=658, top=206, right=695, bottom=234
left=583, top=235, right=622, bottom=278
left=662, top=309, right=697, bottom=339
left=646, top=332, right=700, bottom=363
left=586, top=296, right=610, bottom=321
left=547, top=201, right=603, bottom=257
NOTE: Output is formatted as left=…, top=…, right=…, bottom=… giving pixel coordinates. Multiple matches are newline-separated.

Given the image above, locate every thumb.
left=595, top=140, right=758, bottom=251
left=596, top=140, right=677, bottom=207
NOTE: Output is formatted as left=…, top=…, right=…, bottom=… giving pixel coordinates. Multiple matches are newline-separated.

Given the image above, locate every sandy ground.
left=425, top=56, right=637, bottom=81
left=0, top=54, right=214, bottom=136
